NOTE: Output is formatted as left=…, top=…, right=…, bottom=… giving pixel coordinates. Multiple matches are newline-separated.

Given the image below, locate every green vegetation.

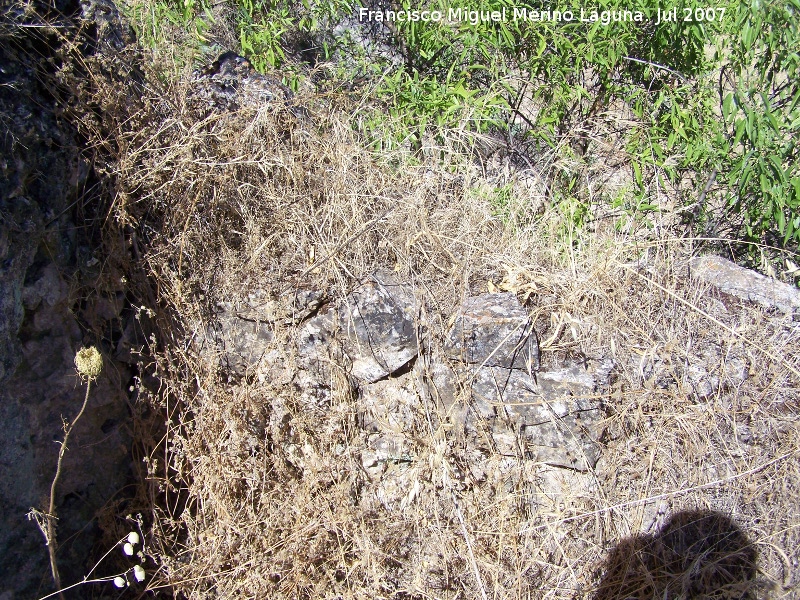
left=724, top=0, right=800, bottom=245
left=124, top=0, right=800, bottom=256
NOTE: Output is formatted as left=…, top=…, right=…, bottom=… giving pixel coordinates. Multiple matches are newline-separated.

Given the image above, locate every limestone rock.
left=470, top=365, right=603, bottom=471
left=290, top=287, right=326, bottom=321
left=298, top=273, right=418, bottom=383
left=418, top=350, right=459, bottom=409
left=691, top=255, right=800, bottom=314
left=369, top=433, right=410, bottom=462
left=359, top=373, right=417, bottom=433
left=686, top=363, right=716, bottom=400
left=201, top=285, right=330, bottom=377
left=446, top=292, right=539, bottom=371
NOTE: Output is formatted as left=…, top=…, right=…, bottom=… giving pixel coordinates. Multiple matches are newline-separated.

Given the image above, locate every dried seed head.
left=75, top=346, right=103, bottom=380
left=133, top=565, right=146, bottom=582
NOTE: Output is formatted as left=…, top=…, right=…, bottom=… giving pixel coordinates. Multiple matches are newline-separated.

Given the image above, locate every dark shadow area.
left=0, top=3, right=158, bottom=598
left=594, top=510, right=763, bottom=600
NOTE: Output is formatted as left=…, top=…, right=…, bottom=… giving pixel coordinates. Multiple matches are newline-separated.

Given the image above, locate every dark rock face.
left=0, top=199, right=44, bottom=383
left=0, top=2, right=134, bottom=597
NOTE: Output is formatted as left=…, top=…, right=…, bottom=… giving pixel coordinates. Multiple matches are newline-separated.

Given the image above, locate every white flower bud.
left=127, top=531, right=140, bottom=545
left=113, top=576, right=126, bottom=588
left=123, top=542, right=134, bottom=556
left=133, top=565, right=146, bottom=582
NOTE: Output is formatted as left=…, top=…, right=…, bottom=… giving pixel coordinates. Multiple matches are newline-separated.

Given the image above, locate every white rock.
left=691, top=255, right=800, bottom=314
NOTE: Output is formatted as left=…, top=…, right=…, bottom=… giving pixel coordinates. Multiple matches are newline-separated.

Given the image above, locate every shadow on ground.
left=593, top=510, right=763, bottom=600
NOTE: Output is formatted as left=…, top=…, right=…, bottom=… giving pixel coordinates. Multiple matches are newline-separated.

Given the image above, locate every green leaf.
left=768, top=155, right=787, bottom=183
left=734, top=119, right=747, bottom=145
left=722, top=92, right=735, bottom=122
left=633, top=161, right=643, bottom=187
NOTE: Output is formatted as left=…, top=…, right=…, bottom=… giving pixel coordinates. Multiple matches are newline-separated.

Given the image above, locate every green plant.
left=556, top=193, right=591, bottom=246
left=124, top=0, right=799, bottom=252
left=720, top=0, right=800, bottom=246
left=126, top=0, right=213, bottom=49
left=237, top=0, right=291, bottom=71
left=370, top=71, right=506, bottom=151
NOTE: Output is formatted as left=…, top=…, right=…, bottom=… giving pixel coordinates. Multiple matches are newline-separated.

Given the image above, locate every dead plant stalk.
left=29, top=347, right=102, bottom=599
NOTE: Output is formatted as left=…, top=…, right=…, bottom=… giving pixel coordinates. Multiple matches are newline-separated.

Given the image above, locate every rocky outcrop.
left=208, top=305, right=277, bottom=378
left=200, top=277, right=608, bottom=473
left=691, top=254, right=800, bottom=315
left=202, top=286, right=327, bottom=379
left=441, top=293, right=605, bottom=470
left=289, top=282, right=607, bottom=471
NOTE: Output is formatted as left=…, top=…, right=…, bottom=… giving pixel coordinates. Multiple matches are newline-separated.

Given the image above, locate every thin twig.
left=621, top=56, right=688, bottom=82
left=36, top=575, right=119, bottom=600
left=299, top=206, right=394, bottom=278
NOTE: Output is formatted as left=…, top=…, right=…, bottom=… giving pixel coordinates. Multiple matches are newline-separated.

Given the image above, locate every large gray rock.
left=470, top=365, right=604, bottom=471
left=691, top=255, right=800, bottom=314
left=446, top=292, right=539, bottom=371
left=201, top=286, right=328, bottom=378
left=298, top=273, right=418, bottom=383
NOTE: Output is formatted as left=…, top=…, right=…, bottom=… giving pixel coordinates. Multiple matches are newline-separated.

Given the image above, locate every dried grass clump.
left=97, top=60, right=800, bottom=600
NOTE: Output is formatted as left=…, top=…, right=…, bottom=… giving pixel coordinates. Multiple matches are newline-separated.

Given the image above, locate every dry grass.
left=92, top=58, right=800, bottom=600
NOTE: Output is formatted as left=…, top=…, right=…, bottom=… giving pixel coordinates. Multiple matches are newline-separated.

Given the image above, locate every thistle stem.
left=46, top=378, right=93, bottom=597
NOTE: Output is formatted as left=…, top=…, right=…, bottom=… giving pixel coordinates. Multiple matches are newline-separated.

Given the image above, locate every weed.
left=121, top=0, right=800, bottom=256
left=77, top=60, right=798, bottom=596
